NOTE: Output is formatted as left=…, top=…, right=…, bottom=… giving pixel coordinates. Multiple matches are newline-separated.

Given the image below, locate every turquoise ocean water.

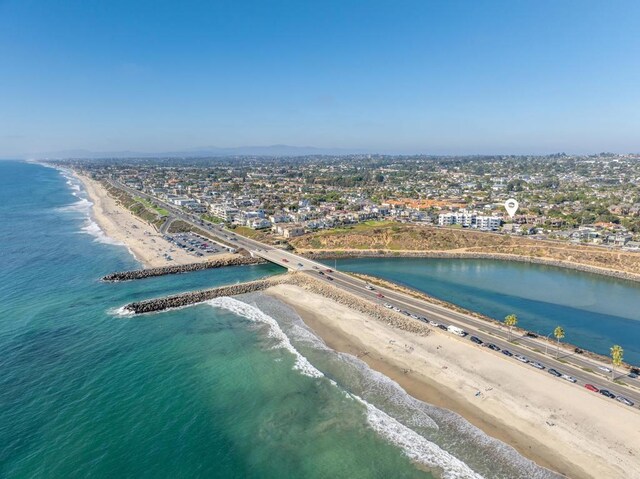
left=1, top=160, right=565, bottom=478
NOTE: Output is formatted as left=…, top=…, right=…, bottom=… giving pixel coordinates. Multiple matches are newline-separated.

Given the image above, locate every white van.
left=447, top=325, right=467, bottom=336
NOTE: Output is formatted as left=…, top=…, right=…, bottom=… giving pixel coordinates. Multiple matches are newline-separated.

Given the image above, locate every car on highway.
left=318, top=271, right=324, bottom=275
left=487, top=343, right=501, bottom=352
left=470, top=336, right=483, bottom=345
left=297, top=262, right=303, bottom=267
left=598, top=366, right=612, bottom=373
left=312, top=266, right=319, bottom=269
left=502, top=349, right=513, bottom=357
left=616, top=396, right=634, bottom=407
left=365, top=285, right=374, bottom=290
left=627, top=373, right=638, bottom=379
left=376, top=293, right=384, bottom=298
left=548, top=368, right=562, bottom=377
left=326, top=269, right=333, bottom=273
left=584, top=384, right=599, bottom=393
left=514, top=354, right=529, bottom=363
left=327, top=277, right=333, bottom=281
left=525, top=332, right=538, bottom=338
left=561, top=374, right=577, bottom=383
left=282, top=258, right=289, bottom=263
left=599, top=389, right=616, bottom=399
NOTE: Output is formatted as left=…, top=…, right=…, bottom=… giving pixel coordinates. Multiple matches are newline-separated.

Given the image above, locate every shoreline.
left=74, top=172, right=216, bottom=268
left=266, top=283, right=640, bottom=479
left=300, top=249, right=640, bottom=283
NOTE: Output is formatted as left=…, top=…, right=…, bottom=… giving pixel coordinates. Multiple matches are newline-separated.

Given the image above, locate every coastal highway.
left=109, top=179, right=640, bottom=408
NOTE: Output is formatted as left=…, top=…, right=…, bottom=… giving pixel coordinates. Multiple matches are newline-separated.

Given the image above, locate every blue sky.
left=1, top=0, right=639, bottom=156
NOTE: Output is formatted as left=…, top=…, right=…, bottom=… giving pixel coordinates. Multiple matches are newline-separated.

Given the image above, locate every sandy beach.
left=267, top=283, right=640, bottom=479
left=76, top=173, right=217, bottom=268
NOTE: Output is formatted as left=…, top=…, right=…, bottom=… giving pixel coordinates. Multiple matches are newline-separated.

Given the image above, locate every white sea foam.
left=80, top=219, right=125, bottom=246
left=54, top=169, right=128, bottom=249
left=110, top=305, right=135, bottom=317
left=354, top=395, right=484, bottom=479
left=206, top=297, right=324, bottom=378
left=240, top=292, right=561, bottom=479
left=208, top=295, right=486, bottom=478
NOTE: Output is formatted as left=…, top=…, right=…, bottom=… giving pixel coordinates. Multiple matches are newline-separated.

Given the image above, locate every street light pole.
left=545, top=332, right=553, bottom=355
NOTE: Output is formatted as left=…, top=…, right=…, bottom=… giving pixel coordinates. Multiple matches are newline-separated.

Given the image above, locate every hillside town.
left=58, top=153, right=640, bottom=251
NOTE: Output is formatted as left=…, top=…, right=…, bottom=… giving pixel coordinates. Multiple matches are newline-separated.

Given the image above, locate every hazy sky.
left=2, top=0, right=640, bottom=156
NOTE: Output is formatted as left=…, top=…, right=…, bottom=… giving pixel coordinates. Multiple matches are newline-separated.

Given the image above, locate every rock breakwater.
left=102, top=254, right=263, bottom=281
left=123, top=276, right=288, bottom=314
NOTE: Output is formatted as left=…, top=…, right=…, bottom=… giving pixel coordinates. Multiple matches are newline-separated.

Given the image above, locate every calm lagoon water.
left=335, top=257, right=640, bottom=365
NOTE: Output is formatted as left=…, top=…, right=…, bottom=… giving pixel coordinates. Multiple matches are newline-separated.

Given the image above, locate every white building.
left=438, top=210, right=501, bottom=230
left=209, top=203, right=239, bottom=222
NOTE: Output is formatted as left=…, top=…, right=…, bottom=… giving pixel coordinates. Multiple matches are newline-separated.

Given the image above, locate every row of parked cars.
left=377, top=298, right=638, bottom=408
left=464, top=332, right=636, bottom=407
left=165, top=233, right=222, bottom=256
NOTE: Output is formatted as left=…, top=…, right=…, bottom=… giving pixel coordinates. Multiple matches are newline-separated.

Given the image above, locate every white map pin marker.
left=504, top=198, right=519, bottom=218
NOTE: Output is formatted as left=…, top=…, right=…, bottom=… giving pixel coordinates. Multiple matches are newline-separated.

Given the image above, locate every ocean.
left=0, top=160, right=560, bottom=478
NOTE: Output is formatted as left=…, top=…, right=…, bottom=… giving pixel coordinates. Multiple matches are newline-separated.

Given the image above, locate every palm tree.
left=504, top=314, right=518, bottom=341
left=553, top=326, right=565, bottom=358
left=610, top=345, right=624, bottom=380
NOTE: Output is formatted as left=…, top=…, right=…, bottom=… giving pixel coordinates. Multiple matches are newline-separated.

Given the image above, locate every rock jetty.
left=102, top=254, right=264, bottom=282
left=123, top=276, right=287, bottom=314
left=122, top=272, right=430, bottom=336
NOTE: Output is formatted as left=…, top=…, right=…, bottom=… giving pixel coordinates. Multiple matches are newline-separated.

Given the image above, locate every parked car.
left=470, top=336, right=483, bottom=345
left=514, top=354, right=529, bottom=363
left=628, top=373, right=638, bottom=379
left=631, top=367, right=640, bottom=375
left=584, top=384, right=599, bottom=392
left=383, top=303, right=393, bottom=309
left=437, top=324, right=448, bottom=331
left=530, top=361, right=545, bottom=370
left=487, top=343, right=501, bottom=352
left=599, top=389, right=616, bottom=399
left=561, top=374, right=577, bottom=383
left=616, top=396, right=634, bottom=407
left=502, top=349, right=513, bottom=357
left=429, top=320, right=439, bottom=327
left=548, top=368, right=562, bottom=377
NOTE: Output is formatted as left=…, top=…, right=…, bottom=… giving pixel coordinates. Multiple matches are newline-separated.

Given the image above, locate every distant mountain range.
left=27, top=144, right=367, bottom=159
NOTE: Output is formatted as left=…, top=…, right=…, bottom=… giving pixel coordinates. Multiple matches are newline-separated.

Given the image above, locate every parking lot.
left=164, top=232, right=233, bottom=258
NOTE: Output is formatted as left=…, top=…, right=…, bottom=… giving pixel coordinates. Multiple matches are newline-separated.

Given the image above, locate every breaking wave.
left=207, top=296, right=489, bottom=479
left=206, top=296, right=324, bottom=378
